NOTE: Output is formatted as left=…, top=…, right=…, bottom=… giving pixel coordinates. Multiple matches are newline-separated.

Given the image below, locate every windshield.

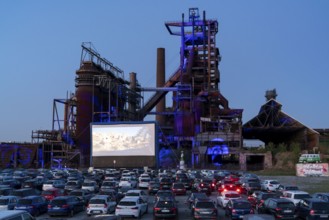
left=119, top=201, right=136, bottom=206
left=295, top=194, right=311, bottom=199
left=90, top=199, right=106, bottom=204
left=226, top=194, right=240, bottom=198
left=126, top=192, right=140, bottom=197
left=234, top=202, right=251, bottom=209
left=18, top=199, right=32, bottom=205
left=70, top=191, right=82, bottom=196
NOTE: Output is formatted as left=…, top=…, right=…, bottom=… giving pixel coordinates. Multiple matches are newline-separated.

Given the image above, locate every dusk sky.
left=1, top=1, right=328, bottom=142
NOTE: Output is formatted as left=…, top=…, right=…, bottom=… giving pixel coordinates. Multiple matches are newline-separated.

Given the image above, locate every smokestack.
left=156, top=48, right=166, bottom=126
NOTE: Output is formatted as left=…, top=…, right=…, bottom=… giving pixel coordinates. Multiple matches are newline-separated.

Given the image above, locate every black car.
left=153, top=197, right=178, bottom=220
left=225, top=199, right=254, bottom=219
left=296, top=198, right=329, bottom=219
left=191, top=198, right=217, bottom=220
left=148, top=181, right=160, bottom=195
left=0, top=187, right=14, bottom=196
left=159, top=178, right=173, bottom=190
left=155, top=190, right=175, bottom=202
left=69, top=189, right=93, bottom=205
left=196, top=179, right=212, bottom=196
left=254, top=191, right=279, bottom=211
left=11, top=188, right=41, bottom=198
left=186, top=192, right=208, bottom=209
left=48, top=196, right=86, bottom=217
left=313, top=192, right=329, bottom=202
left=258, top=198, right=296, bottom=219
left=64, top=180, right=82, bottom=193
left=22, top=178, right=44, bottom=191
left=242, top=182, right=262, bottom=195
left=0, top=178, right=22, bottom=189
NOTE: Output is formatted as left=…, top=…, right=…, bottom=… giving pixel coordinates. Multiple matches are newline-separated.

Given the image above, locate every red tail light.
left=310, top=209, right=315, bottom=215
left=212, top=183, right=215, bottom=187
left=62, top=204, right=69, bottom=208
left=48, top=205, right=52, bottom=208
left=201, top=184, right=204, bottom=187
left=171, top=207, right=177, bottom=213
left=154, top=207, right=161, bottom=211
left=250, top=209, right=254, bottom=214
left=275, top=207, right=282, bottom=211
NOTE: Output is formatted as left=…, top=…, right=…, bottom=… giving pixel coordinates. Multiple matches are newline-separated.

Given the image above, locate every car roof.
left=0, top=210, right=32, bottom=218
left=284, top=190, right=309, bottom=194
left=303, top=198, right=328, bottom=203
left=267, top=198, right=294, bottom=203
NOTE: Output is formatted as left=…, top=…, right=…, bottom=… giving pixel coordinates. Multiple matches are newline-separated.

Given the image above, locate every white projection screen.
left=91, top=122, right=156, bottom=157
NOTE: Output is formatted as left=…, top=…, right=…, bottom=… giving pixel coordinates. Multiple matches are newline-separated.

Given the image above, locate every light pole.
left=113, top=160, right=116, bottom=169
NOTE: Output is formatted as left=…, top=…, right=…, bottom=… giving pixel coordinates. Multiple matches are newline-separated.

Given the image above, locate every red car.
left=171, top=182, right=186, bottom=196
left=41, top=188, right=66, bottom=201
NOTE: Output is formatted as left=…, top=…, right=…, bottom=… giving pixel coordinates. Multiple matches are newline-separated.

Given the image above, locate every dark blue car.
left=14, top=195, right=48, bottom=216
left=225, top=199, right=254, bottom=219
left=47, top=196, right=85, bottom=217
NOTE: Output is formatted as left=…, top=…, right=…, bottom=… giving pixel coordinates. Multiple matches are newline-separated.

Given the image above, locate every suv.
left=192, top=198, right=217, bottom=219
left=296, top=198, right=329, bottom=219
left=260, top=180, right=280, bottom=192
left=282, top=190, right=312, bottom=206
left=258, top=198, right=296, bottom=219
left=153, top=197, right=178, bottom=220
left=299, top=154, right=321, bottom=163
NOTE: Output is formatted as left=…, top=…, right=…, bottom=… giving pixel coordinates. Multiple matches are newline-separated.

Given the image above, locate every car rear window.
left=42, top=191, right=54, bottom=195
left=295, top=194, right=311, bottom=199
left=234, top=202, right=251, bottom=209
left=157, top=201, right=174, bottom=208
left=83, top=182, right=95, bottom=186
left=90, top=199, right=106, bottom=204
left=173, top=184, right=184, bottom=188
left=269, top=181, right=279, bottom=184
left=51, top=199, right=66, bottom=206
left=70, top=191, right=83, bottom=196
left=0, top=199, right=9, bottom=205
left=119, top=201, right=136, bottom=206
left=249, top=183, right=260, bottom=187
left=195, top=201, right=215, bottom=208
left=18, top=199, right=33, bottom=205
left=278, top=202, right=295, bottom=208
left=126, top=192, right=139, bottom=197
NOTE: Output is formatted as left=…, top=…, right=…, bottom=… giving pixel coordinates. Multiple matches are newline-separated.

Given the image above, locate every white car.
left=119, top=177, right=133, bottom=188
left=281, top=190, right=312, bottom=205
left=216, top=190, right=241, bottom=208
left=87, top=195, right=116, bottom=216
left=138, top=173, right=151, bottom=181
left=82, top=181, right=99, bottom=193
left=125, top=189, right=148, bottom=203
left=138, top=178, right=151, bottom=189
left=260, top=180, right=280, bottom=191
left=115, top=197, right=148, bottom=218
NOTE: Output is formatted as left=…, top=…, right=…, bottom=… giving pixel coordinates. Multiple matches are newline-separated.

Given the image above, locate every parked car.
left=217, top=191, right=242, bottom=208
left=154, top=190, right=175, bottom=202
left=115, top=196, right=148, bottom=218
left=242, top=182, right=262, bottom=195
left=100, top=181, right=118, bottom=191
left=276, top=185, right=299, bottom=196
left=124, top=189, right=148, bottom=203
left=64, top=180, right=82, bottom=193
left=0, top=195, right=19, bottom=210
left=0, top=187, right=14, bottom=196
left=260, top=180, right=280, bottom=192
left=69, top=189, right=93, bottom=205
left=0, top=210, right=36, bottom=220
left=258, top=198, right=296, bottom=219
left=153, top=197, right=178, bottom=220
left=148, top=181, right=160, bottom=195
left=186, top=192, right=208, bottom=209
left=14, top=195, right=48, bottom=216
left=11, top=188, right=41, bottom=198
left=87, top=194, right=116, bottom=216
left=81, top=181, right=99, bottom=193
left=138, top=177, right=151, bottom=189
left=22, top=179, right=44, bottom=191
left=47, top=196, right=86, bottom=217
left=225, top=199, right=254, bottom=219
left=281, top=190, right=312, bottom=206
left=313, top=192, right=329, bottom=202
left=171, top=182, right=187, bottom=196
left=243, top=214, right=275, bottom=220
left=41, top=188, right=66, bottom=201
left=191, top=198, right=218, bottom=220
left=296, top=198, right=329, bottom=219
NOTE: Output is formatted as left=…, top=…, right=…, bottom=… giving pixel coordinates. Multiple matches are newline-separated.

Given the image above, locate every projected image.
left=91, top=123, right=155, bottom=156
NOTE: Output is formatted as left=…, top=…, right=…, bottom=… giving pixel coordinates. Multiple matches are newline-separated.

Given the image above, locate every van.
left=298, top=154, right=321, bottom=163
left=0, top=210, right=35, bottom=220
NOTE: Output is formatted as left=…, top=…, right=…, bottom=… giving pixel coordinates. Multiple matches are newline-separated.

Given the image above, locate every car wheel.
left=70, top=209, right=74, bottom=217
left=137, top=211, right=142, bottom=219
left=34, top=209, right=40, bottom=217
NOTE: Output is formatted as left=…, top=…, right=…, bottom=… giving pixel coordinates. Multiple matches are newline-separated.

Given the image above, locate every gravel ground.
left=260, top=175, right=329, bottom=193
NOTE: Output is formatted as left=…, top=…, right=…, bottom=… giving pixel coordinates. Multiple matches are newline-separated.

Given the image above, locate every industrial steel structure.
left=0, top=8, right=323, bottom=169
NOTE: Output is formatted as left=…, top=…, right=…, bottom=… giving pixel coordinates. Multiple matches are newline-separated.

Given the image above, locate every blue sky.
left=1, top=1, right=328, bottom=142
